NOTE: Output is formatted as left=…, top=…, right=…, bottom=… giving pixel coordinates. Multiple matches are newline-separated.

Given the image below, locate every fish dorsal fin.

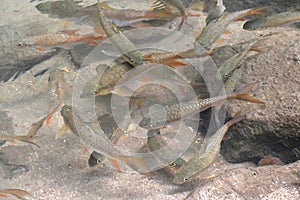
left=148, top=0, right=166, bottom=10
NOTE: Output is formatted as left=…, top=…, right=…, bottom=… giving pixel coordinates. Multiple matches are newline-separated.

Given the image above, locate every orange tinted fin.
left=93, top=25, right=104, bottom=34
left=143, top=53, right=154, bottom=61
left=165, top=60, right=187, bottom=68
left=228, top=82, right=265, bottom=104
left=35, top=46, right=50, bottom=51
left=214, top=38, right=227, bottom=46
left=109, top=158, right=122, bottom=173
left=223, top=30, right=231, bottom=35
left=82, top=147, right=88, bottom=154
left=0, top=193, right=8, bottom=198
left=0, top=189, right=30, bottom=200
left=81, top=35, right=104, bottom=46
left=45, top=114, right=53, bottom=127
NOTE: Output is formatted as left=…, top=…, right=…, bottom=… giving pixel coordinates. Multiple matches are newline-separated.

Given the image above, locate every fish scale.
left=172, top=111, right=245, bottom=184
left=139, top=82, right=264, bottom=129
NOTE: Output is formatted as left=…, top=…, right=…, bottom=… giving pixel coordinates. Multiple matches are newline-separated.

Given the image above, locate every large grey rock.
left=221, top=30, right=300, bottom=164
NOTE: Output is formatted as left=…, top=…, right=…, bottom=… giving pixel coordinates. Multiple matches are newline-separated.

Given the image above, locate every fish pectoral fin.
left=35, top=46, right=51, bottom=52
left=108, top=158, right=122, bottom=173
left=55, top=124, right=70, bottom=140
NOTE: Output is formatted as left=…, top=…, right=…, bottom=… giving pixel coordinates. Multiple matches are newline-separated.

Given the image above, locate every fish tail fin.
left=109, top=158, right=122, bottom=173
left=81, top=34, right=104, bottom=46
left=250, top=38, right=270, bottom=52
left=0, top=193, right=8, bottom=198
left=227, top=110, right=245, bottom=127
left=236, top=7, right=271, bottom=21
left=227, top=82, right=265, bottom=104
left=15, top=136, right=41, bottom=148
left=45, top=114, right=52, bottom=127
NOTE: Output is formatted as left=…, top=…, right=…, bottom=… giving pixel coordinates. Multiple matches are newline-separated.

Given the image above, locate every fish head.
left=138, top=117, right=165, bottom=130
left=61, top=105, right=73, bottom=119
left=14, top=41, right=32, bottom=49
left=124, top=51, right=143, bottom=66
left=172, top=167, right=198, bottom=185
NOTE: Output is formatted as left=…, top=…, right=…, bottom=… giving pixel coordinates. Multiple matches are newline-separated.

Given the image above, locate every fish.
left=147, top=130, right=186, bottom=176
left=0, top=26, right=58, bottom=82
left=139, top=82, right=264, bottom=130
left=35, top=0, right=178, bottom=28
left=60, top=105, right=150, bottom=173
left=172, top=111, right=244, bottom=184
left=224, top=67, right=242, bottom=93
left=204, top=0, right=226, bottom=25
left=0, top=133, right=40, bottom=148
left=97, top=0, right=143, bottom=66
left=24, top=116, right=47, bottom=140
left=15, top=30, right=104, bottom=51
left=88, top=151, right=106, bottom=167
left=0, top=188, right=30, bottom=200
left=243, top=11, right=300, bottom=30
left=194, top=7, right=269, bottom=49
left=151, top=0, right=187, bottom=30
left=81, top=62, right=132, bottom=97
left=218, top=40, right=258, bottom=81
left=142, top=48, right=212, bottom=67
left=44, top=68, right=69, bottom=126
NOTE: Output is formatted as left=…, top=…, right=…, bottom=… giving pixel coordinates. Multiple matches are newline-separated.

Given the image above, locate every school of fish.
left=1, top=1, right=299, bottom=197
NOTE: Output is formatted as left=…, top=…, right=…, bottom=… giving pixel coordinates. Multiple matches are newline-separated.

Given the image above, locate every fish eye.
left=96, top=159, right=101, bottom=164
left=15, top=43, right=23, bottom=48
left=150, top=124, right=156, bottom=128
left=170, top=162, right=176, bottom=166
left=183, top=177, right=188, bottom=182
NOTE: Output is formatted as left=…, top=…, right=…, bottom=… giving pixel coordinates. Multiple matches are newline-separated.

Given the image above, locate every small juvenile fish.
left=97, top=0, right=143, bottom=66
left=153, top=0, right=187, bottom=30
left=243, top=11, right=300, bottom=30
left=205, top=0, right=226, bottom=25
left=172, top=111, right=244, bottom=184
left=195, top=7, right=269, bottom=49
left=139, top=82, right=264, bottom=130
left=0, top=133, right=40, bottom=148
left=0, top=188, right=30, bottom=200
left=60, top=105, right=150, bottom=173
left=15, top=30, right=104, bottom=51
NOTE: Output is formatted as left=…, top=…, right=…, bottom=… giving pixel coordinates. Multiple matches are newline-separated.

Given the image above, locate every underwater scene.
left=0, top=0, right=299, bottom=199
